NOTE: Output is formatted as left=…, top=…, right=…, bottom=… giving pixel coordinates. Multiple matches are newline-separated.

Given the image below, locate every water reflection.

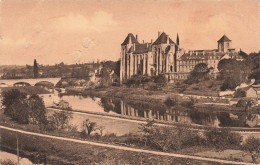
left=56, top=94, right=260, bottom=128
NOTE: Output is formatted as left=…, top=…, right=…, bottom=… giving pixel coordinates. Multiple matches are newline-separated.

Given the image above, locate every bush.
left=205, top=128, right=242, bottom=150
left=234, top=89, right=246, bottom=98
left=220, top=77, right=240, bottom=91
left=181, top=97, right=198, bottom=108
left=241, top=136, right=260, bottom=163
left=236, top=99, right=255, bottom=111
left=0, top=160, right=17, bottom=165
left=139, top=121, right=202, bottom=151
left=48, top=110, right=73, bottom=130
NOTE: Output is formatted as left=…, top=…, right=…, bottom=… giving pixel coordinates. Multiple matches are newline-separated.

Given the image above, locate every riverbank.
left=48, top=107, right=260, bottom=133
left=0, top=126, right=255, bottom=165
left=65, top=86, right=260, bottom=112
left=1, top=107, right=259, bottom=164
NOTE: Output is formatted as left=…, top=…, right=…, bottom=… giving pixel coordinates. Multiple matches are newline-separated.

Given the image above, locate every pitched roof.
left=121, top=33, right=140, bottom=45
left=133, top=43, right=152, bottom=54
left=218, top=35, right=231, bottom=42
left=153, top=32, right=175, bottom=45
left=1, top=86, right=52, bottom=95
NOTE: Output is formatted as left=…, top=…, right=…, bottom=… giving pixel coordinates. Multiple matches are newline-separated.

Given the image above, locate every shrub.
left=164, top=97, right=179, bottom=108
left=0, top=160, right=17, bottom=165
left=48, top=110, right=73, bottom=130
left=241, top=136, right=260, bottom=163
left=204, top=128, right=242, bottom=150
left=234, top=89, right=246, bottom=98
left=181, top=97, right=198, bottom=109
left=236, top=99, right=255, bottom=111
left=220, top=77, right=240, bottom=91
left=139, top=121, right=202, bottom=151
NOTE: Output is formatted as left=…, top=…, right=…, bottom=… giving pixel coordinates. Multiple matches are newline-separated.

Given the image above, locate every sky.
left=0, top=0, right=259, bottom=65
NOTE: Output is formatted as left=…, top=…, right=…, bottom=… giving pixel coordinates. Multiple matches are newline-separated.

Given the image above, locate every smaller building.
left=239, top=86, right=258, bottom=98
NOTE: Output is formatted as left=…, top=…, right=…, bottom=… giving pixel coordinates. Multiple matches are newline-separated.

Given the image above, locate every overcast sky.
left=0, top=0, right=259, bottom=65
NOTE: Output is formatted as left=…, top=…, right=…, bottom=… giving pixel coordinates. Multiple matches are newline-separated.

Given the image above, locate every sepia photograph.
left=0, top=0, right=260, bottom=164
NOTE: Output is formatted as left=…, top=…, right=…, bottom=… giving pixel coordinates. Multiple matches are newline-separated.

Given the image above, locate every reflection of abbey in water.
left=120, top=32, right=245, bottom=83
left=120, top=100, right=220, bottom=127
left=100, top=98, right=260, bottom=128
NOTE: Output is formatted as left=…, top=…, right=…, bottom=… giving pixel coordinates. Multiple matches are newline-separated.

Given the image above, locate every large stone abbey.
left=120, top=32, right=245, bottom=83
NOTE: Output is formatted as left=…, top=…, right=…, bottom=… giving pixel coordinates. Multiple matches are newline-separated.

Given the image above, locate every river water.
left=50, top=94, right=260, bottom=136
left=1, top=78, right=260, bottom=135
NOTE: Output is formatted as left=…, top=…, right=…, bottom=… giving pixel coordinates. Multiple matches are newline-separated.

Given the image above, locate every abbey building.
left=120, top=32, right=245, bottom=83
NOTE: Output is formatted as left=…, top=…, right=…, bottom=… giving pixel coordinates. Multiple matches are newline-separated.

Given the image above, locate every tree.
left=220, top=77, right=240, bottom=91
left=49, top=110, right=72, bottom=129
left=82, top=119, right=97, bottom=135
left=28, top=94, right=47, bottom=125
left=242, top=136, right=260, bottom=163
left=9, top=99, right=30, bottom=124
left=1, top=89, right=27, bottom=116
left=234, top=89, right=246, bottom=98
left=185, top=63, right=210, bottom=84
left=205, top=128, right=242, bottom=151
left=33, top=59, right=39, bottom=78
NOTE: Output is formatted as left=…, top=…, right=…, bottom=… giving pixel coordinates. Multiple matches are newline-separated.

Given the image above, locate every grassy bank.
left=0, top=128, right=224, bottom=165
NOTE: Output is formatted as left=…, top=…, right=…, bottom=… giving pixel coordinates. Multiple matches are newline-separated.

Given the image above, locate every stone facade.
left=120, top=33, right=245, bottom=83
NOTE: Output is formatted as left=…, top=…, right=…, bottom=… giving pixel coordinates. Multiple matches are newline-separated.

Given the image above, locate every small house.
left=239, top=86, right=257, bottom=98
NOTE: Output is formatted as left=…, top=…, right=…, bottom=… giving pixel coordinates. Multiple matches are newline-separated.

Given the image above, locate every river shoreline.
left=65, top=86, right=260, bottom=113
left=48, top=107, right=260, bottom=133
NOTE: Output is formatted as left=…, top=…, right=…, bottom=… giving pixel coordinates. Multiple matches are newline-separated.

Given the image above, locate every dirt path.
left=0, top=125, right=256, bottom=165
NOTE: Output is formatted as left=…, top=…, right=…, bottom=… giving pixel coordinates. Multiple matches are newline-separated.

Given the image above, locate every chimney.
left=136, top=34, right=138, bottom=41
left=166, top=35, right=169, bottom=44
left=158, top=31, right=161, bottom=37
left=189, top=51, right=192, bottom=56
left=146, top=43, right=148, bottom=48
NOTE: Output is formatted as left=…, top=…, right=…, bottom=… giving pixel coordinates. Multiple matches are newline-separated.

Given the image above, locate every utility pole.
left=16, top=135, right=20, bottom=165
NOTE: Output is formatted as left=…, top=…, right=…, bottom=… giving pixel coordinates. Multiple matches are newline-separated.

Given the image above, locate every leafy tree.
left=9, top=99, right=30, bottom=124
left=152, top=74, right=167, bottom=84
left=164, top=97, right=179, bottom=108
left=242, top=136, right=260, bottom=163
left=28, top=94, right=47, bottom=125
left=234, top=89, right=246, bottom=98
left=185, top=63, right=210, bottom=84
left=33, top=59, right=39, bottom=78
left=220, top=77, right=240, bottom=91
left=82, top=119, right=97, bottom=135
left=49, top=110, right=72, bottom=129
left=139, top=122, right=199, bottom=151
left=205, top=128, right=242, bottom=151
left=236, top=99, right=255, bottom=111
left=1, top=89, right=27, bottom=116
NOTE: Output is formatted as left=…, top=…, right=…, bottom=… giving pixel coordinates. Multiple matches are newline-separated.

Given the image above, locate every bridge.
left=0, top=78, right=61, bottom=87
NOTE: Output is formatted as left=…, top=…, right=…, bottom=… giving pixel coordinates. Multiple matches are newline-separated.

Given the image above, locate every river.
left=1, top=78, right=260, bottom=136
left=49, top=94, right=260, bottom=136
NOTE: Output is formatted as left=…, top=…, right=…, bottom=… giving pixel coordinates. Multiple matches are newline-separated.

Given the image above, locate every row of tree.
left=1, top=89, right=73, bottom=131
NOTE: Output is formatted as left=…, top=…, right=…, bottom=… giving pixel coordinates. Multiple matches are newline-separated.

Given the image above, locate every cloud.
left=53, top=11, right=117, bottom=33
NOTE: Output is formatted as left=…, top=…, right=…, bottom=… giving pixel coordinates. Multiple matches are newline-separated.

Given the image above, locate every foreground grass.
left=0, top=129, right=224, bottom=165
